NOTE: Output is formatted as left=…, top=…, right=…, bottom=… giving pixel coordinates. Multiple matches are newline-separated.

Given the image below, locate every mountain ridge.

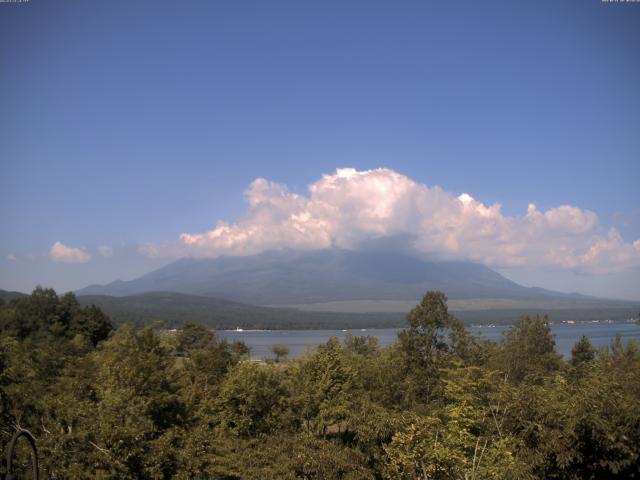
left=77, top=248, right=611, bottom=305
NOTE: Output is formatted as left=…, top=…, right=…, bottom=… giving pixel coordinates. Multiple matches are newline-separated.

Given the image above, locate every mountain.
left=78, top=248, right=602, bottom=305
left=4, top=251, right=636, bottom=330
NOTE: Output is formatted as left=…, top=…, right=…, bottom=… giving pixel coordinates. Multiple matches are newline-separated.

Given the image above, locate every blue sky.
left=1, top=0, right=639, bottom=299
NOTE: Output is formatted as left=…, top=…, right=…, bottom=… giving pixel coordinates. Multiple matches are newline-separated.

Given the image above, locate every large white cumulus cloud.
left=178, top=168, right=640, bottom=274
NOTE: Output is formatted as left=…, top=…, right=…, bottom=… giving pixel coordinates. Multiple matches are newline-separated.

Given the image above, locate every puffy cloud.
left=97, top=245, right=114, bottom=257
left=49, top=241, right=91, bottom=264
left=176, top=168, right=640, bottom=274
left=6, top=254, right=17, bottom=261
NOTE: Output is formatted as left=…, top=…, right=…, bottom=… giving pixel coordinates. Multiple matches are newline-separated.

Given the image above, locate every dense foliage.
left=1, top=288, right=639, bottom=479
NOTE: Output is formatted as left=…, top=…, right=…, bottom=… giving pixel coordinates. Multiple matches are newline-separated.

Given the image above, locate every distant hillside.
left=77, top=248, right=599, bottom=305
left=76, top=291, right=640, bottom=330
left=0, top=289, right=28, bottom=303
left=77, top=291, right=406, bottom=330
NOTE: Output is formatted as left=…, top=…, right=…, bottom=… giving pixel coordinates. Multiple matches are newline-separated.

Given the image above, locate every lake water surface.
left=218, top=322, right=640, bottom=359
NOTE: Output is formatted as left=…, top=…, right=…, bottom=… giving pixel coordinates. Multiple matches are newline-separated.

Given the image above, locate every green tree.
left=500, top=314, right=562, bottom=383
left=176, top=324, right=241, bottom=418
left=384, top=366, right=528, bottom=480
left=0, top=288, right=112, bottom=345
left=570, top=335, right=596, bottom=367
left=272, top=344, right=289, bottom=362
left=232, top=339, right=251, bottom=358
left=398, top=291, right=466, bottom=403
left=505, top=366, right=640, bottom=479
left=291, top=337, right=357, bottom=435
left=0, top=287, right=61, bottom=339
left=90, top=326, right=185, bottom=477
left=344, top=334, right=379, bottom=357
left=179, top=346, right=233, bottom=417
left=176, top=321, right=214, bottom=353
left=71, top=303, right=113, bottom=346
left=215, top=362, right=288, bottom=437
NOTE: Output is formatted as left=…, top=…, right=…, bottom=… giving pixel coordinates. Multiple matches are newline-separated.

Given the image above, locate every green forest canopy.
left=1, top=288, right=639, bottom=479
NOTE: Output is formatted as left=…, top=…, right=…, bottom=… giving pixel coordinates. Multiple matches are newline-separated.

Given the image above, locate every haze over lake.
left=219, top=322, right=640, bottom=359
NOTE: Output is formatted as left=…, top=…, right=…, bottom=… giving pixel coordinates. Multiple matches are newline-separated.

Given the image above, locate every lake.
left=218, top=322, right=640, bottom=359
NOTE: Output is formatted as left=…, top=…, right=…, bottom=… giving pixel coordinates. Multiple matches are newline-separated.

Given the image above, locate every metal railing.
left=5, top=430, right=39, bottom=480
